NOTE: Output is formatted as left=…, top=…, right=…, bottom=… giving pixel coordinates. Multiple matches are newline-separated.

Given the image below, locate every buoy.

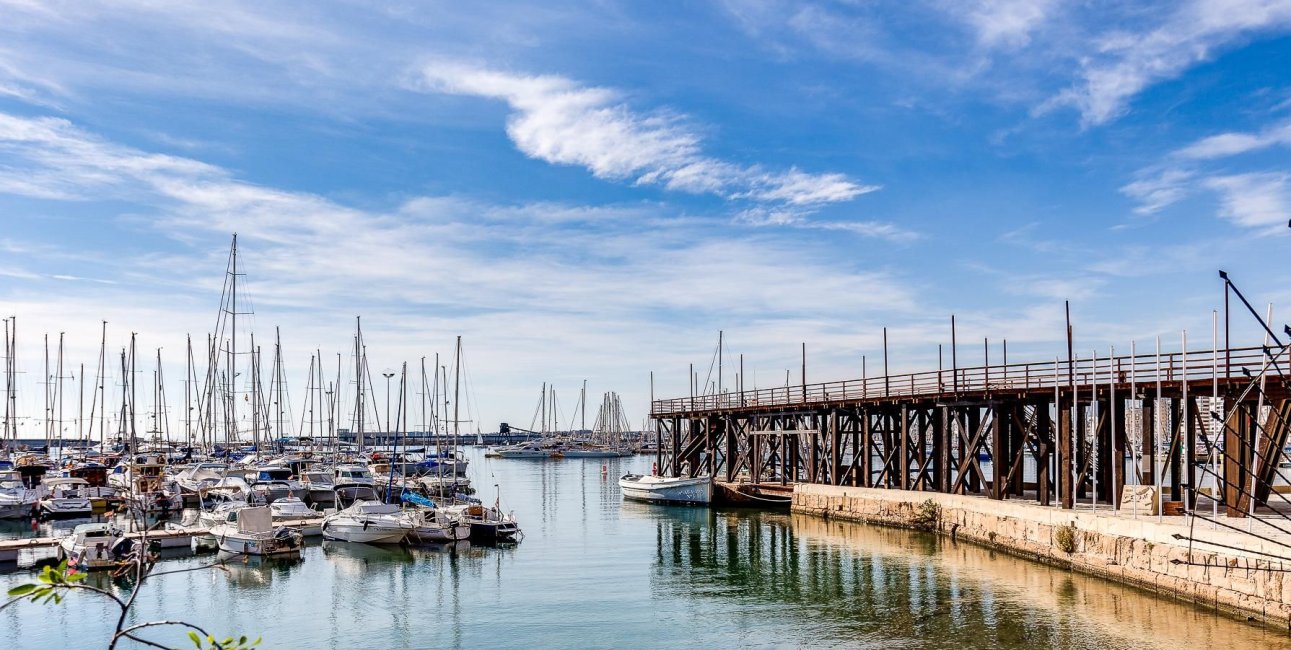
left=651, top=462, right=658, bottom=476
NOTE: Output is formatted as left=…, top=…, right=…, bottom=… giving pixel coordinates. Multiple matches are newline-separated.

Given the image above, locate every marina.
left=4, top=448, right=1290, bottom=649
left=3, top=3, right=1291, bottom=647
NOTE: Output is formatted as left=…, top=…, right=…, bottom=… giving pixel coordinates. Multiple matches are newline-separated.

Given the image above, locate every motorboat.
left=418, top=474, right=471, bottom=498
left=333, top=481, right=381, bottom=509
left=320, top=500, right=414, bottom=544
left=440, top=501, right=520, bottom=543
left=333, top=464, right=376, bottom=487
left=209, top=506, right=304, bottom=557
left=618, top=474, right=712, bottom=505
left=38, top=477, right=95, bottom=519
left=299, top=470, right=336, bottom=506
left=249, top=467, right=303, bottom=503
left=269, top=496, right=322, bottom=536
left=175, top=463, right=228, bottom=499
left=490, top=440, right=565, bottom=459
left=57, top=522, right=125, bottom=571
left=0, top=469, right=39, bottom=519
left=198, top=476, right=253, bottom=507
left=400, top=491, right=470, bottom=543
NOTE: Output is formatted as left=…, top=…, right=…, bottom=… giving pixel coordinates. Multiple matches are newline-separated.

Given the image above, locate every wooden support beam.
left=1059, top=397, right=1073, bottom=509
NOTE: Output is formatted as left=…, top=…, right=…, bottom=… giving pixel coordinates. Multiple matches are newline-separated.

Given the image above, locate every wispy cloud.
left=1204, top=172, right=1291, bottom=230
left=950, top=0, right=1057, bottom=49
left=735, top=206, right=918, bottom=243
left=416, top=62, right=879, bottom=207
left=1120, top=168, right=1196, bottom=215
left=1047, top=0, right=1291, bottom=126
left=1173, top=119, right=1291, bottom=159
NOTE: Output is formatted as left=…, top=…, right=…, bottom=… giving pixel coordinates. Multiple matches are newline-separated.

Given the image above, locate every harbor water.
left=3, top=448, right=1289, bottom=649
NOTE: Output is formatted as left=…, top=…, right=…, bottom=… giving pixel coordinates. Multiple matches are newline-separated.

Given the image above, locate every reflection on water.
left=647, top=507, right=1291, bottom=649
left=2, top=448, right=1288, bottom=649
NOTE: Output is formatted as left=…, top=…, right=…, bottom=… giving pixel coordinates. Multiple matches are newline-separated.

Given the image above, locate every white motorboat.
left=269, top=496, right=322, bottom=536
left=408, top=509, right=471, bottom=543
left=38, top=477, right=94, bottom=519
left=439, top=502, right=521, bottom=543
left=333, top=482, right=381, bottom=509
left=618, top=474, right=712, bottom=505
left=57, top=522, right=124, bottom=571
left=175, top=463, right=227, bottom=498
left=333, top=464, right=376, bottom=486
left=198, top=476, right=253, bottom=506
left=209, top=506, right=304, bottom=557
left=490, top=440, right=565, bottom=459
left=249, top=467, right=303, bottom=503
left=299, top=470, right=336, bottom=506
left=0, top=470, right=39, bottom=519
left=321, top=500, right=414, bottom=544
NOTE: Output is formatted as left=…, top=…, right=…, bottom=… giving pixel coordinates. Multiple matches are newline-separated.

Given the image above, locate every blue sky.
left=1, top=1, right=1289, bottom=438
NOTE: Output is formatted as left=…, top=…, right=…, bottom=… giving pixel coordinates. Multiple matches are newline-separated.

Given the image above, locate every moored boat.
left=210, top=506, right=304, bottom=557
left=320, top=500, right=414, bottom=544
left=618, top=474, right=712, bottom=505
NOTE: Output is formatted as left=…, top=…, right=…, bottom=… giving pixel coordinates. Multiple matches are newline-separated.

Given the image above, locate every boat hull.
left=216, top=534, right=301, bottom=557
left=320, top=521, right=408, bottom=544
left=619, top=475, right=712, bottom=505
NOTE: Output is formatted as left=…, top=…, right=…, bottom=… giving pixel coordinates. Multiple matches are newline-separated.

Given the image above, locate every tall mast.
left=43, top=333, right=49, bottom=447
left=354, top=316, right=364, bottom=455
left=92, top=322, right=106, bottom=450
left=56, top=332, right=64, bottom=449
left=581, top=379, right=587, bottom=434
left=453, top=336, right=461, bottom=441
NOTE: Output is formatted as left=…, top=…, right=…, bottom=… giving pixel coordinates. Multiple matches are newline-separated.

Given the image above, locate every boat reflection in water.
left=646, top=507, right=1291, bottom=649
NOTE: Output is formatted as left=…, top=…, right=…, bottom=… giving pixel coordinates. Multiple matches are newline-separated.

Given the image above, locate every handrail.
left=651, top=345, right=1284, bottom=415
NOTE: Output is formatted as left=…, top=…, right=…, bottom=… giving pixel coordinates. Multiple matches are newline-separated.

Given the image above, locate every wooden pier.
left=652, top=344, right=1291, bottom=516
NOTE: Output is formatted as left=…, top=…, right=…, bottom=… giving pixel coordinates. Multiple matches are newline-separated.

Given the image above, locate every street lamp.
left=383, top=371, right=395, bottom=444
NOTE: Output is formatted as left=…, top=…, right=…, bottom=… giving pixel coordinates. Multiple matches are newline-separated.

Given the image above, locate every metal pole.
left=1156, top=336, right=1163, bottom=522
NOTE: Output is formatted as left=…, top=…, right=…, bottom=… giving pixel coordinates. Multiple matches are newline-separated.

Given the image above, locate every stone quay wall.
left=792, top=484, right=1291, bottom=630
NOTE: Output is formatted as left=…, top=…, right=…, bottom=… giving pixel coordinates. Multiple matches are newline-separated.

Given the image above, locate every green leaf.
left=6, top=583, right=37, bottom=597
left=188, top=630, right=202, bottom=648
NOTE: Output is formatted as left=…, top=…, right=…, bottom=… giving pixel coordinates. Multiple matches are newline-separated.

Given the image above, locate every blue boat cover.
left=401, top=490, right=436, bottom=508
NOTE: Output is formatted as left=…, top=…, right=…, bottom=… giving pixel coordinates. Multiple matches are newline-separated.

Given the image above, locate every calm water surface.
left=3, top=448, right=1288, bottom=649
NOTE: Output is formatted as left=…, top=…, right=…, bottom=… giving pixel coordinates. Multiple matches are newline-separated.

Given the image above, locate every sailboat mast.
left=56, top=332, right=65, bottom=449
left=354, top=316, right=364, bottom=455
left=453, top=336, right=461, bottom=441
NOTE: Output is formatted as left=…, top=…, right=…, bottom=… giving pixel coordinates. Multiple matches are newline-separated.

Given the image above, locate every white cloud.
left=1174, top=119, right=1291, bottom=159
left=0, top=111, right=918, bottom=426
left=954, top=0, right=1056, bottom=49
left=417, top=62, right=879, bottom=207
left=1049, top=0, right=1291, bottom=126
left=1120, top=168, right=1196, bottom=215
left=1204, top=172, right=1291, bottom=229
left=734, top=206, right=918, bottom=242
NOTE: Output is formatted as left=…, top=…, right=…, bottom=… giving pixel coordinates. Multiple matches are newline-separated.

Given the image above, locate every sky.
left=0, top=0, right=1289, bottom=441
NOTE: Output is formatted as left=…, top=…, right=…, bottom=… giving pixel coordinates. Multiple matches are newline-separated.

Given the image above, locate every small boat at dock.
left=618, top=474, right=713, bottom=505
left=210, top=506, right=304, bottom=557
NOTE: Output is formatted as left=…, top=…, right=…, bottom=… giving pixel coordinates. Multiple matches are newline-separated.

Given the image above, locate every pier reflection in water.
left=2, top=448, right=1287, bottom=649
left=648, top=507, right=1291, bottom=648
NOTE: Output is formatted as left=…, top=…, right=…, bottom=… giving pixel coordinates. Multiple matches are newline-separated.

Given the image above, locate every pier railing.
left=651, top=345, right=1281, bottom=416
